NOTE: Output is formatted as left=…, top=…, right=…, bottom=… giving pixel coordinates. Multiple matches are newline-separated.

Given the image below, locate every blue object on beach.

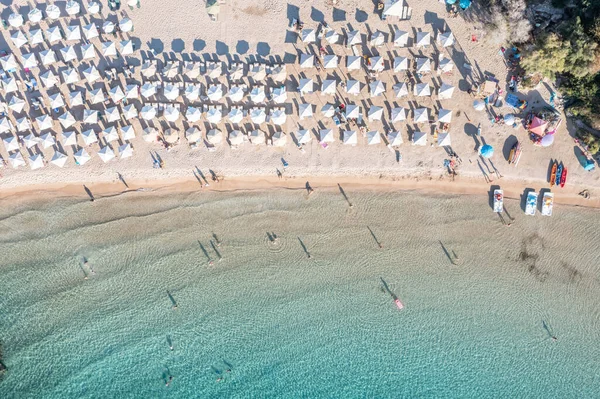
left=459, top=0, right=471, bottom=9
left=281, top=158, right=288, bottom=168
left=584, top=159, right=595, bottom=171
left=480, top=145, right=494, bottom=158
left=446, top=0, right=457, bottom=3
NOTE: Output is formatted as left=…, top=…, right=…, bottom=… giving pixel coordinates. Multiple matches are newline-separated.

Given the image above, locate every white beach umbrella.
left=298, top=103, right=313, bottom=119
left=74, top=148, right=91, bottom=165
left=163, top=84, right=180, bottom=101
left=416, top=31, right=431, bottom=48
left=123, top=104, right=137, bottom=120
left=62, top=131, right=78, bottom=146
left=347, top=30, right=362, bottom=46
left=3, top=136, right=19, bottom=151
left=119, top=18, right=133, bottom=32
left=324, top=30, right=339, bottom=45
left=83, top=109, right=98, bottom=124
left=2, top=78, right=18, bottom=93
left=206, top=129, right=223, bottom=145
left=8, top=96, right=26, bottom=113
left=393, top=82, right=409, bottom=98
left=184, top=62, right=201, bottom=79
left=370, top=30, right=385, bottom=46
left=120, top=40, right=134, bottom=55
left=227, top=108, right=244, bottom=124
left=162, top=129, right=178, bottom=144
left=438, top=132, right=451, bottom=147
left=227, top=85, right=244, bottom=102
left=414, top=108, right=429, bottom=123
left=140, top=105, right=157, bottom=120
left=9, top=152, right=26, bottom=168
left=367, top=130, right=381, bottom=145
left=323, top=55, right=338, bottom=69
left=60, top=45, right=78, bottom=63
left=369, top=80, right=385, bottom=97
left=40, top=132, right=56, bottom=149
left=185, top=127, right=201, bottom=143
left=412, top=131, right=427, bottom=146
left=40, top=70, right=59, bottom=88
left=98, top=145, right=115, bottom=163
left=368, top=56, right=384, bottom=72
left=81, top=129, right=98, bottom=146
left=207, top=61, right=222, bottom=79
left=346, top=80, right=361, bottom=96
left=248, top=64, right=265, bottom=80
left=415, top=57, right=431, bottom=73
left=272, top=87, right=287, bottom=103
left=249, top=129, right=265, bottom=145
left=439, top=58, right=454, bottom=73
left=83, top=23, right=99, bottom=40
left=438, top=83, right=455, bottom=100
left=185, top=84, right=200, bottom=101
left=46, top=26, right=62, bottom=44
left=69, top=91, right=84, bottom=107
left=39, top=50, right=57, bottom=66
left=51, top=151, right=68, bottom=167
left=165, top=62, right=182, bottom=78
left=121, top=125, right=136, bottom=141
left=49, top=92, right=65, bottom=109
left=250, top=108, right=266, bottom=124
left=250, top=86, right=266, bottom=103
left=109, top=86, right=125, bottom=103
left=321, top=79, right=336, bottom=95
left=346, top=56, right=361, bottom=71
left=438, top=32, right=455, bottom=48
left=414, top=83, right=431, bottom=97
left=299, top=53, right=314, bottom=69
left=61, top=68, right=80, bottom=84
left=186, top=106, right=202, bottom=122
left=394, top=57, right=409, bottom=72
left=105, top=106, right=121, bottom=123
left=228, top=63, right=244, bottom=81
left=125, top=84, right=139, bottom=99
left=299, top=78, right=314, bottom=95
left=164, top=105, right=180, bottom=122
left=271, top=109, right=286, bottom=126
left=119, top=143, right=133, bottom=159
left=296, top=129, right=311, bottom=144
left=321, top=104, right=335, bottom=117
left=394, top=29, right=409, bottom=47
left=142, top=127, right=159, bottom=143
left=141, top=83, right=157, bottom=98
left=88, top=1, right=101, bottom=14
left=368, top=106, right=384, bottom=121
left=473, top=100, right=486, bottom=111
left=271, top=65, right=287, bottom=83
left=228, top=130, right=244, bottom=146
left=0, top=54, right=17, bottom=71
left=36, top=115, right=53, bottom=131
left=11, top=31, right=27, bottom=48
left=103, top=126, right=119, bottom=142
left=66, top=25, right=81, bottom=41
left=102, top=41, right=117, bottom=57
left=438, top=108, right=453, bottom=123
left=89, top=88, right=106, bottom=104
left=66, top=1, right=81, bottom=15
left=343, top=130, right=357, bottom=145
left=391, top=107, right=407, bottom=123
left=29, top=29, right=44, bottom=45
left=16, top=117, right=31, bottom=132
left=345, top=104, right=360, bottom=119
left=28, top=8, right=43, bottom=23
left=46, top=5, right=61, bottom=20
left=23, top=134, right=40, bottom=150
left=301, top=29, right=316, bottom=43
left=206, top=107, right=222, bottom=124
left=83, top=66, right=101, bottom=83
left=272, top=131, right=287, bottom=147
left=141, top=61, right=157, bottom=78
left=81, top=43, right=96, bottom=60
left=388, top=131, right=404, bottom=146
left=59, top=111, right=77, bottom=129
left=207, top=84, right=223, bottom=101
left=320, top=128, right=334, bottom=143
left=8, top=13, right=24, bottom=28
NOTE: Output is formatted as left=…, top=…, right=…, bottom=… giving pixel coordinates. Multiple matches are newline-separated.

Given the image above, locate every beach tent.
left=141, top=61, right=157, bottom=77
left=9, top=152, right=26, bottom=168
left=250, top=108, right=266, bottom=124
left=83, top=109, right=98, bottom=124
left=142, top=127, right=159, bottom=143
left=249, top=129, right=266, bottom=145
left=368, top=56, right=384, bottom=72
left=3, top=136, right=19, bottom=151
left=66, top=25, right=81, bottom=41
left=164, top=105, right=181, bottom=122
left=388, top=131, right=404, bottom=146
left=250, top=86, right=266, bottom=103
left=109, top=86, right=125, bottom=103
left=103, top=126, right=119, bottom=143
left=414, top=108, right=429, bottom=123
left=480, top=144, right=494, bottom=158
left=271, top=65, right=287, bottom=83
left=416, top=31, right=431, bottom=47
left=62, top=130, right=78, bottom=146
left=370, top=31, right=386, bottom=46
left=383, top=0, right=404, bottom=17
left=393, top=29, right=409, bottom=47
left=90, top=88, right=106, bottom=104
left=28, top=8, right=43, bottom=23
left=1, top=54, right=17, bottom=71
left=296, top=129, right=312, bottom=144
left=46, top=26, right=62, bottom=44
left=51, top=151, right=68, bottom=167
left=120, top=40, right=134, bottom=55
left=119, top=143, right=133, bottom=159
left=185, top=85, right=200, bottom=101
left=207, top=84, right=223, bottom=101
left=368, top=106, right=384, bottom=121
left=11, top=31, right=27, bottom=48
left=81, top=43, right=96, bottom=60
left=228, top=130, right=244, bottom=146
left=394, top=57, right=409, bottom=72
left=123, top=104, right=138, bottom=121
left=40, top=132, right=56, bottom=149
left=302, top=29, right=316, bottom=43
left=438, top=108, right=453, bottom=123
left=60, top=46, right=78, bottom=63
left=141, top=106, right=157, bottom=122
left=206, top=129, right=223, bottom=145
left=345, top=104, right=360, bottom=119
left=16, top=117, right=31, bottom=132
left=320, top=128, right=334, bottom=143
left=59, top=111, right=77, bottom=129
left=8, top=13, right=24, bottom=28
left=540, top=134, right=554, bottom=147
left=529, top=117, right=548, bottom=136
left=66, top=0, right=81, bottom=15
left=412, top=131, right=427, bottom=146
left=323, top=55, right=338, bottom=69
left=83, top=23, right=99, bottom=40
left=347, top=30, right=362, bottom=46
left=439, top=58, right=454, bottom=73
left=49, top=92, right=66, bottom=109
left=36, top=115, right=53, bottom=131
left=62, top=68, right=80, bottom=84
left=39, top=50, right=57, bottom=67
left=2, top=78, right=18, bottom=93
left=206, top=107, right=222, bottom=124
left=102, top=41, right=117, bottom=57
left=437, top=132, right=451, bottom=147
left=369, top=80, right=386, bottom=97
left=74, top=149, right=91, bottom=165
left=414, top=83, right=431, bottom=97
left=438, top=83, right=455, bottom=100
left=185, top=106, right=202, bottom=123
left=272, top=131, right=287, bottom=147
left=347, top=56, right=361, bottom=71
left=227, top=108, right=244, bottom=124
left=119, top=18, right=133, bottom=32
left=271, top=109, right=287, bottom=126
left=299, top=53, right=315, bottom=69
left=185, top=127, right=201, bottom=143
left=325, top=30, right=339, bottom=44
left=438, top=32, right=455, bottom=47
left=227, top=86, right=244, bottom=102
left=164, top=84, right=180, bottom=101
left=343, top=130, right=357, bottom=146
left=88, top=1, right=101, bottom=14
left=46, top=4, right=61, bottom=20
left=69, top=91, right=84, bottom=107
left=105, top=107, right=121, bottom=123
left=321, top=80, right=336, bottom=95
left=184, top=62, right=201, bottom=79
left=298, top=103, right=313, bottom=119
left=321, top=104, right=335, bottom=117
left=346, top=80, right=361, bottom=95
left=391, top=107, right=407, bottom=123
left=249, top=64, right=265, bottom=80
left=415, top=57, right=431, bottom=73
left=29, top=29, right=44, bottom=45
left=98, top=145, right=115, bottom=163
left=299, top=78, right=314, bottom=95
left=81, top=129, right=98, bottom=146
left=8, top=96, right=26, bottom=113
left=367, top=130, right=381, bottom=145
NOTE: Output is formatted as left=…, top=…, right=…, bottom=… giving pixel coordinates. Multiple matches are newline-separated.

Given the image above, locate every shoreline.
left=2, top=173, right=598, bottom=209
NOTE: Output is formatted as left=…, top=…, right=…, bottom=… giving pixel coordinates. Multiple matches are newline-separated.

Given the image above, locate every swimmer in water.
left=166, top=376, right=173, bottom=386
left=216, top=377, right=223, bottom=382
left=226, top=369, right=231, bottom=373
left=170, top=345, right=174, bottom=351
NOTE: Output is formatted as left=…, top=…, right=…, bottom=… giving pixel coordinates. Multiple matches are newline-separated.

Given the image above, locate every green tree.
left=561, top=17, right=599, bottom=78
left=522, top=33, right=570, bottom=79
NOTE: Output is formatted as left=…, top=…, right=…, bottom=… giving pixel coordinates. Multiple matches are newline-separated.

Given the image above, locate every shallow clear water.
left=0, top=188, right=599, bottom=398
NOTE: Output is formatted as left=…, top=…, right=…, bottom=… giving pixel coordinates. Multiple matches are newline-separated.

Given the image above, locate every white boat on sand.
left=541, top=192, right=554, bottom=216
left=525, top=191, right=538, bottom=216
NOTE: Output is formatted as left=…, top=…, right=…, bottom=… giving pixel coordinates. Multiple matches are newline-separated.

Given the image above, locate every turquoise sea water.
left=0, top=188, right=599, bottom=398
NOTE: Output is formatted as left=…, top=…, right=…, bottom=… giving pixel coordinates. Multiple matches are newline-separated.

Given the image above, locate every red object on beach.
left=560, top=167, right=567, bottom=188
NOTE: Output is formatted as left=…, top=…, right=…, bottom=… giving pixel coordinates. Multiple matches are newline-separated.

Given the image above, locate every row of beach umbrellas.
left=298, top=53, right=453, bottom=74
left=6, top=2, right=138, bottom=26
